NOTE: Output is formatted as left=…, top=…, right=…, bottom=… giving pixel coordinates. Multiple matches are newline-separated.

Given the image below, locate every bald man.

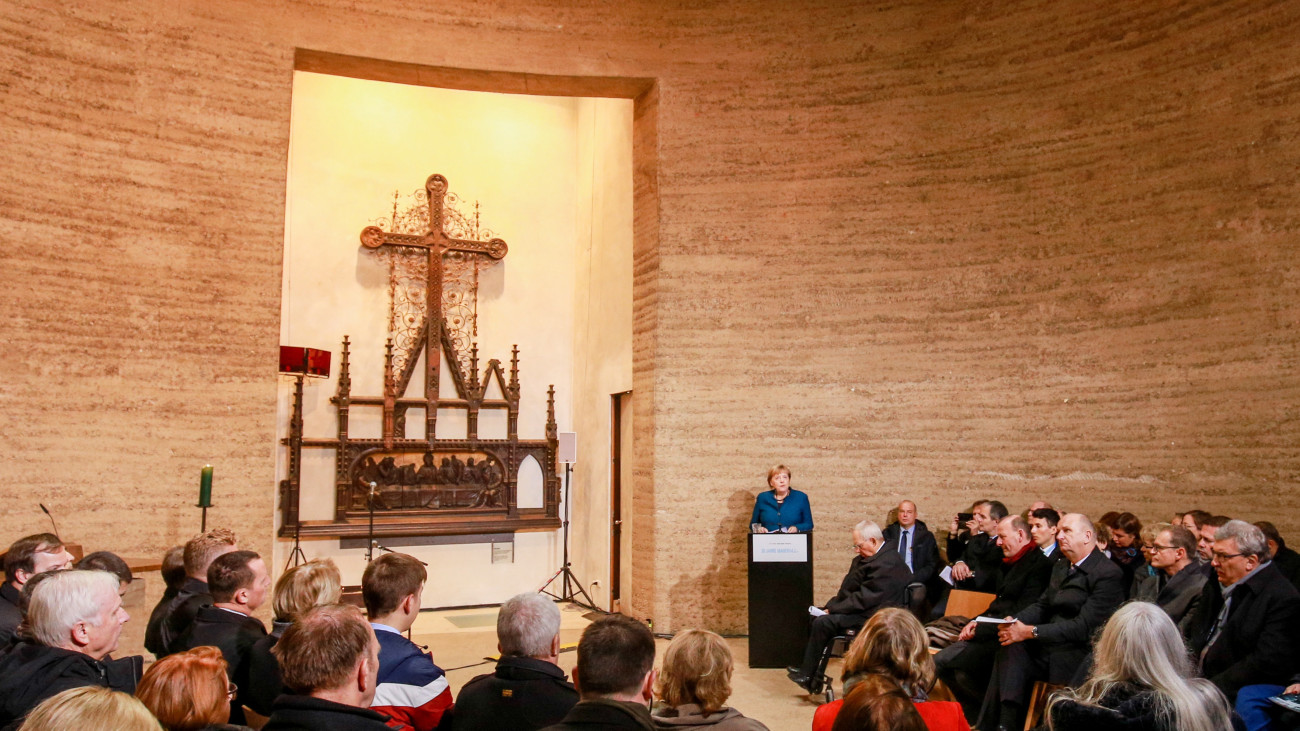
left=882, top=500, right=941, bottom=588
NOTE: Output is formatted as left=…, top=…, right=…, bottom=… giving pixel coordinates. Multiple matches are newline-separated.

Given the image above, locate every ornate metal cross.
left=360, top=174, right=508, bottom=444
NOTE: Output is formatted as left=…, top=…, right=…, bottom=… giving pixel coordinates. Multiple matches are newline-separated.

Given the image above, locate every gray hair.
left=1216, top=520, right=1269, bottom=560
left=28, top=570, right=119, bottom=648
left=498, top=592, right=562, bottom=657
left=853, top=520, right=883, bottom=543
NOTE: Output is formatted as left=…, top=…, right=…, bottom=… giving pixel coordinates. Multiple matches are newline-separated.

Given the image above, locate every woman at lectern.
left=749, top=465, right=813, bottom=533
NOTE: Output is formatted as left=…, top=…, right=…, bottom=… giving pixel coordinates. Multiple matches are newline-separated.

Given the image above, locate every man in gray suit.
left=1147, top=524, right=1206, bottom=636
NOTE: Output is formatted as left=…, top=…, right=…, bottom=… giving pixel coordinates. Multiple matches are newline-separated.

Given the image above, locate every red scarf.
left=1003, top=541, right=1036, bottom=564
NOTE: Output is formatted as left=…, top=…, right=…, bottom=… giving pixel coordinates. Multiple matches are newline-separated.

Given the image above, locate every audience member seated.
left=1187, top=520, right=1300, bottom=702
left=543, top=614, right=657, bottom=730
left=1255, top=522, right=1300, bottom=591
left=1143, top=524, right=1206, bottom=636
left=6, top=570, right=63, bottom=648
left=1182, top=509, right=1212, bottom=541
left=1196, top=515, right=1232, bottom=576
left=1046, top=602, right=1237, bottom=731
left=828, top=675, right=928, bottom=731
left=1107, top=512, right=1146, bottom=598
left=246, top=558, right=341, bottom=718
left=136, top=645, right=253, bottom=731
left=1235, top=673, right=1300, bottom=731
left=149, top=529, right=238, bottom=658
left=0, top=570, right=140, bottom=730
left=1094, top=523, right=1112, bottom=558
left=144, top=546, right=187, bottom=656
left=451, top=592, right=578, bottom=730
left=1129, top=521, right=1167, bottom=602
left=947, top=501, right=1007, bottom=593
left=363, top=553, right=452, bottom=730
left=882, top=500, right=942, bottom=608
left=15, top=686, right=159, bottom=731
left=651, top=629, right=768, bottom=730
left=264, top=604, right=399, bottom=731
left=1028, top=508, right=1063, bottom=563
left=176, top=549, right=270, bottom=723
left=787, top=520, right=912, bottom=692
left=986, top=513, right=1124, bottom=730
left=0, top=534, right=74, bottom=647
left=76, top=551, right=134, bottom=591
left=934, top=515, right=1052, bottom=716
left=814, top=608, right=968, bottom=731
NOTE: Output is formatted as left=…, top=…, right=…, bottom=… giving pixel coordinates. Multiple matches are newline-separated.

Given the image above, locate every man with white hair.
left=0, top=569, right=141, bottom=729
left=1187, top=519, right=1300, bottom=701
left=787, top=519, right=912, bottom=692
left=451, top=593, right=578, bottom=730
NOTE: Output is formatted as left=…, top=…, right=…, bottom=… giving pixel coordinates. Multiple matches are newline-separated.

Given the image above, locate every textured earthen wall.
left=2, top=0, right=1297, bottom=635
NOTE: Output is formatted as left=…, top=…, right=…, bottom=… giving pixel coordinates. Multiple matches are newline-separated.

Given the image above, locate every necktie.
left=900, top=529, right=911, bottom=570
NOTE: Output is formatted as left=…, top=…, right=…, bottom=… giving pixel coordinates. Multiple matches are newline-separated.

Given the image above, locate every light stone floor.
left=413, top=602, right=839, bottom=731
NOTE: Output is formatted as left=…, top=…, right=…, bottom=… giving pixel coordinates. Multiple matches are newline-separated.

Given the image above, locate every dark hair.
left=1184, top=510, right=1212, bottom=529
left=4, top=533, right=62, bottom=578
left=1205, top=515, right=1232, bottom=529
left=362, top=553, right=427, bottom=617
left=274, top=604, right=373, bottom=694
left=830, top=674, right=926, bottom=731
left=1097, top=512, right=1120, bottom=529
left=1094, top=524, right=1111, bottom=547
left=1113, top=512, right=1142, bottom=537
left=1030, top=507, right=1061, bottom=527
left=1255, top=521, right=1286, bottom=550
left=77, top=551, right=133, bottom=584
left=207, top=550, right=260, bottom=603
left=985, top=501, right=1008, bottom=522
left=575, top=614, right=655, bottom=698
left=162, top=546, right=186, bottom=591
left=1164, top=525, right=1198, bottom=556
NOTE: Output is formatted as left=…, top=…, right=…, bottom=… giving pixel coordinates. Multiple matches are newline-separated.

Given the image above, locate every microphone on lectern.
left=39, top=504, right=60, bottom=541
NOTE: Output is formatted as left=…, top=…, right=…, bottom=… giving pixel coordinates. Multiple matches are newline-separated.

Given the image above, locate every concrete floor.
left=416, top=602, right=836, bottom=731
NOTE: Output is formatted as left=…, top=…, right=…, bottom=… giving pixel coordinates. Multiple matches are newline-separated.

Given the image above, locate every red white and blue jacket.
left=370, top=624, right=453, bottom=731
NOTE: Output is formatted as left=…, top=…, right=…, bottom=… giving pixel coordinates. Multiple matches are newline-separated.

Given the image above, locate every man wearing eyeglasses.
left=1187, top=519, right=1300, bottom=702
left=1145, top=524, right=1207, bottom=637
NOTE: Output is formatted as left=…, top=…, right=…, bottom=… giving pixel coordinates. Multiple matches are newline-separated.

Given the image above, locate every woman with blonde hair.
left=1046, top=601, right=1236, bottom=731
left=136, top=646, right=249, bottom=731
left=19, top=686, right=160, bottom=731
left=245, top=558, right=341, bottom=717
left=653, top=630, right=769, bottom=729
left=812, top=608, right=968, bottom=731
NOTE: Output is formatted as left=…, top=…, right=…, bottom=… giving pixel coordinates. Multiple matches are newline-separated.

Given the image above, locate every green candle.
left=199, top=465, right=213, bottom=507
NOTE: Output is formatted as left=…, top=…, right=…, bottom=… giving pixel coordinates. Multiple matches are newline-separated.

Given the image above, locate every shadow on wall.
left=668, top=489, right=756, bottom=635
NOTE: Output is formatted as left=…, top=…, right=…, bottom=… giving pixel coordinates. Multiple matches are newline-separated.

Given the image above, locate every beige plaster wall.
left=2, top=0, right=1298, bottom=637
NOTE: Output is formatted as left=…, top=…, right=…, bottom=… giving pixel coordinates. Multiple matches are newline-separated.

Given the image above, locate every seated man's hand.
left=998, top=619, right=1034, bottom=646
left=1286, top=684, right=1300, bottom=695
left=957, top=621, right=977, bottom=642
left=950, top=561, right=973, bottom=582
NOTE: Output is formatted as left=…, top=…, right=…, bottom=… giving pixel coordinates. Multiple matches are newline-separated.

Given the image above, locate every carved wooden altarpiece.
left=278, top=174, right=561, bottom=538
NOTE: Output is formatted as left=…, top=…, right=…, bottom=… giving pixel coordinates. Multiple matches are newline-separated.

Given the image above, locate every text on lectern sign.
left=752, top=533, right=809, bottom=562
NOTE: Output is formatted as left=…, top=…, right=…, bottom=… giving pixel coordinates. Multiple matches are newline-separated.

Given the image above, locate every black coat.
left=177, top=606, right=268, bottom=723
left=1154, top=562, right=1206, bottom=638
left=824, top=545, right=913, bottom=617
left=1187, top=562, right=1300, bottom=699
left=143, top=584, right=181, bottom=657
left=882, top=520, right=941, bottom=587
left=450, top=655, right=578, bottom=731
left=1048, top=682, right=1209, bottom=731
left=150, top=577, right=212, bottom=657
left=972, top=545, right=1053, bottom=641
left=541, top=698, right=656, bottom=731
left=952, top=533, right=1003, bottom=593
left=1273, top=546, right=1300, bottom=592
left=0, top=584, right=20, bottom=650
left=0, top=642, right=141, bottom=731
left=1015, top=548, right=1125, bottom=683
left=245, top=620, right=291, bottom=717
left=262, top=695, right=398, bottom=731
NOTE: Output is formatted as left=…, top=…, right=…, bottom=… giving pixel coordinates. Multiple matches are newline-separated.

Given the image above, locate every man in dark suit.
left=176, top=549, right=270, bottom=724
left=1028, top=507, right=1066, bottom=565
left=934, top=515, right=1053, bottom=716
left=882, top=500, right=942, bottom=607
left=989, top=513, right=1124, bottom=731
left=787, top=519, right=912, bottom=692
left=1256, top=521, right=1300, bottom=591
left=146, top=528, right=238, bottom=658
left=1187, top=520, right=1300, bottom=702
left=948, top=500, right=1008, bottom=593
left=1146, top=524, right=1206, bottom=636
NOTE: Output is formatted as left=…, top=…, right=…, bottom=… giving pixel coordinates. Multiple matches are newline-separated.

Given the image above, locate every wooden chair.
left=1025, top=681, right=1065, bottom=730
left=945, top=589, right=996, bottom=619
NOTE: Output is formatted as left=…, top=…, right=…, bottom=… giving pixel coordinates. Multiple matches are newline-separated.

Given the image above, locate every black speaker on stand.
left=540, top=432, right=598, bottom=611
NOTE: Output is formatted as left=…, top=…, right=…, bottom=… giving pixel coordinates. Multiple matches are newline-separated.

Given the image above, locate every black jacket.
left=143, top=584, right=181, bottom=657
left=1154, top=562, right=1206, bottom=637
left=245, top=620, right=291, bottom=717
left=262, top=695, right=399, bottom=731
left=1273, top=546, right=1300, bottom=592
left=451, top=655, right=578, bottom=730
left=0, top=642, right=141, bottom=731
left=971, top=545, right=1052, bottom=641
left=824, top=545, right=913, bottom=617
left=882, top=520, right=941, bottom=587
left=1015, top=548, right=1124, bottom=683
left=151, top=577, right=212, bottom=657
left=0, top=584, right=20, bottom=650
left=542, top=698, right=656, bottom=730
left=951, top=533, right=1003, bottom=593
left=177, top=606, right=268, bottom=723
left=1047, top=681, right=1228, bottom=731
left=1188, top=562, right=1300, bottom=699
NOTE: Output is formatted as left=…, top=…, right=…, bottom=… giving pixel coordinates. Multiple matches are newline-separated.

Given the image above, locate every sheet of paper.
left=808, top=606, right=826, bottom=617
left=939, top=565, right=954, bottom=585
left=974, top=617, right=1014, bottom=624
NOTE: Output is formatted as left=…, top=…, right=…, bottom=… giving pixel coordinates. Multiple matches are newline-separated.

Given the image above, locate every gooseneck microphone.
left=39, top=503, right=60, bottom=541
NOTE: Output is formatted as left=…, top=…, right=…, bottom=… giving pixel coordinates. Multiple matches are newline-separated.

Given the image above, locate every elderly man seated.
left=786, top=519, right=911, bottom=693
left=0, top=569, right=141, bottom=729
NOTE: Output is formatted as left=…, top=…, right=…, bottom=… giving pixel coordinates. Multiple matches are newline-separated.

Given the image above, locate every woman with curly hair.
left=653, top=629, right=769, bottom=729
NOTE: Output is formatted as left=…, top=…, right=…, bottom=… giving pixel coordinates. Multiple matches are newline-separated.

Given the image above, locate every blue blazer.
left=750, top=489, right=813, bottom=532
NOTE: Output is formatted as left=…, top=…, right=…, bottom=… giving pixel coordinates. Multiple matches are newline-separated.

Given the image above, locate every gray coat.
left=652, top=704, right=769, bottom=730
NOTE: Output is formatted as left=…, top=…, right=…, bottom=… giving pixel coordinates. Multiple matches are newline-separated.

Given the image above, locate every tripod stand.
left=284, top=520, right=308, bottom=572
left=540, top=461, right=598, bottom=611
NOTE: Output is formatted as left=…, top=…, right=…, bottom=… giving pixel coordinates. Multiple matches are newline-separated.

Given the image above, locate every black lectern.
left=747, top=532, right=814, bottom=668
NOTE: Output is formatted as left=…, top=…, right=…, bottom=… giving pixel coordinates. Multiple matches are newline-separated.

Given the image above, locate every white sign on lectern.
left=752, top=533, right=809, bottom=562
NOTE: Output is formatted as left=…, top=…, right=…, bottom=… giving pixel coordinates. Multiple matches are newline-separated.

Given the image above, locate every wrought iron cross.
left=360, top=174, right=508, bottom=445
